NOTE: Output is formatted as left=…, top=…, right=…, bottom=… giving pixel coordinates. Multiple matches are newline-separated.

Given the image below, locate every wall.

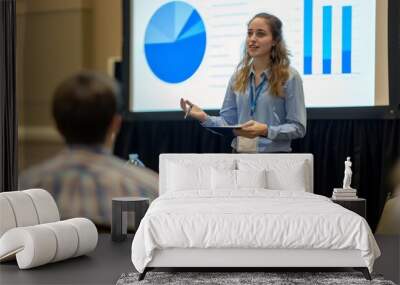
left=91, top=0, right=122, bottom=72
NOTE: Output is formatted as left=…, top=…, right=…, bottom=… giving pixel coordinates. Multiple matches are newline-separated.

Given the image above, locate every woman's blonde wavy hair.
left=234, top=13, right=290, bottom=97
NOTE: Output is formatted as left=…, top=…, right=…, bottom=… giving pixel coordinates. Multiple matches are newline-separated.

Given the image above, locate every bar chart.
left=304, top=0, right=353, bottom=75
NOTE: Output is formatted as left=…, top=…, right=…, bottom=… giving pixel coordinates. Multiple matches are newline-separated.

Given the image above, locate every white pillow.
left=266, top=168, right=306, bottom=191
left=236, top=169, right=267, bottom=189
left=238, top=159, right=308, bottom=191
left=211, top=169, right=236, bottom=190
left=211, top=169, right=267, bottom=190
left=166, top=160, right=235, bottom=192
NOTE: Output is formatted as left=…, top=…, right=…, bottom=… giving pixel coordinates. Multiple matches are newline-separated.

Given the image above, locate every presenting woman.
left=180, top=13, right=306, bottom=153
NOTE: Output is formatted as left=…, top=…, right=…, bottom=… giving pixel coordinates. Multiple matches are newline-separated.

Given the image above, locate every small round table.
left=111, top=197, right=149, bottom=242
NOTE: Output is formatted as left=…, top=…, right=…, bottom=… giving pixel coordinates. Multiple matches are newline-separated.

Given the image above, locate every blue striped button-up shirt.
left=18, top=146, right=159, bottom=227
left=202, top=66, right=307, bottom=152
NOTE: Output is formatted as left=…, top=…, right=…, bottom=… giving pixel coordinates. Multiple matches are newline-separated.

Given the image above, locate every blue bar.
left=342, top=6, right=352, bottom=73
left=322, top=6, right=332, bottom=74
left=304, top=0, right=313, bottom=74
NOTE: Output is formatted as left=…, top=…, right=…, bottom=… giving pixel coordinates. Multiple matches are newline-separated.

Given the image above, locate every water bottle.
left=127, top=153, right=145, bottom=167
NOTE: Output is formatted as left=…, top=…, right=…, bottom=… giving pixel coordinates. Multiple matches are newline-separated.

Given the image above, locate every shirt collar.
left=249, top=65, right=270, bottom=79
left=65, top=144, right=111, bottom=155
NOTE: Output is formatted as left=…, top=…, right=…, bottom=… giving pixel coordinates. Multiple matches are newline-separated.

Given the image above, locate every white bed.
left=131, top=154, right=380, bottom=280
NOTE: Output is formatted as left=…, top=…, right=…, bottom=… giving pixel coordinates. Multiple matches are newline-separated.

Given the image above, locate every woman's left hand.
left=234, top=120, right=268, bottom=138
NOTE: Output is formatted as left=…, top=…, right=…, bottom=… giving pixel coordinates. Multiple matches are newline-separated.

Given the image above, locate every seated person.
left=376, top=161, right=400, bottom=235
left=19, top=71, right=158, bottom=228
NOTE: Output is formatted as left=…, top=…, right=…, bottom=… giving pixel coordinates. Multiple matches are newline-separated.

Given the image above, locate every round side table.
left=111, top=197, right=149, bottom=242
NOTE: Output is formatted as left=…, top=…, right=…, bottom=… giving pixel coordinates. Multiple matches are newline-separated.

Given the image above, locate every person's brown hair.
left=234, top=13, right=290, bottom=97
left=52, top=71, right=119, bottom=145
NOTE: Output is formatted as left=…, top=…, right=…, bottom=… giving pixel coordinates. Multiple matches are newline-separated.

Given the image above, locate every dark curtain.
left=115, top=119, right=400, bottom=231
left=0, top=0, right=17, bottom=192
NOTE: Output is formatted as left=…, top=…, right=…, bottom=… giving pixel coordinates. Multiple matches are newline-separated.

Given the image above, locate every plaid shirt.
left=19, top=146, right=158, bottom=226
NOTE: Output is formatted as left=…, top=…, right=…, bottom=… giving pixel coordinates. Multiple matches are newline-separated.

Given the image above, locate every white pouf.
left=0, top=218, right=98, bottom=269
left=0, top=189, right=98, bottom=269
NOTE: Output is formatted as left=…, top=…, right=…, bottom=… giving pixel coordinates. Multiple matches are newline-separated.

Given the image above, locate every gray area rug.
left=116, top=272, right=396, bottom=285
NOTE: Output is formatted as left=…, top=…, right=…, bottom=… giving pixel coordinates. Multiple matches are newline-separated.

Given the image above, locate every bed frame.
left=141, top=248, right=371, bottom=280
left=138, top=154, right=372, bottom=280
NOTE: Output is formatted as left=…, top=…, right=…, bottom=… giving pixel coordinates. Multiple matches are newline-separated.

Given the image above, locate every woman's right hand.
left=180, top=98, right=207, bottom=123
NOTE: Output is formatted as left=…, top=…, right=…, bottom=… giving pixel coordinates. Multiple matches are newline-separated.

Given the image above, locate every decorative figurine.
left=333, top=157, right=357, bottom=199
left=343, top=157, right=353, bottom=189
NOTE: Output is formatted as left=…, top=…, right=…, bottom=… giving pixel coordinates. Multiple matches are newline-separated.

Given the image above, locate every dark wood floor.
left=0, top=234, right=134, bottom=285
left=1, top=234, right=398, bottom=284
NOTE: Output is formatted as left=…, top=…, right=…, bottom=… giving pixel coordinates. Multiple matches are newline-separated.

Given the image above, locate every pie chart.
left=144, top=1, right=207, bottom=84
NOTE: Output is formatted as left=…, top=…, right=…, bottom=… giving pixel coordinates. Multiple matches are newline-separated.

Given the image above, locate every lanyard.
left=249, top=74, right=266, bottom=117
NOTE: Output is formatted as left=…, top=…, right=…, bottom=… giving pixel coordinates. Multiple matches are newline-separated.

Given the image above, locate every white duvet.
left=131, top=190, right=380, bottom=273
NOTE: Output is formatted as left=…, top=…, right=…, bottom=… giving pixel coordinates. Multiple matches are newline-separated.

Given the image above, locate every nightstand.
left=331, top=198, right=366, bottom=219
left=111, top=197, right=149, bottom=241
